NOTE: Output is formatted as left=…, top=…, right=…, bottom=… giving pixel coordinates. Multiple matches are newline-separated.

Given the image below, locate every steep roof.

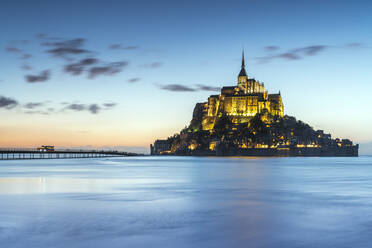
left=238, top=67, right=247, bottom=77
left=238, top=49, right=247, bottom=77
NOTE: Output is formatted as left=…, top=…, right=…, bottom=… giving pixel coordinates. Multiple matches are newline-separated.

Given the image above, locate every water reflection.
left=0, top=156, right=371, bottom=248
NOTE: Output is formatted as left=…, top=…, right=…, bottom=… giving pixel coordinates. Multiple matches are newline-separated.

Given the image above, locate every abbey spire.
left=238, top=48, right=248, bottom=88
left=241, top=49, right=245, bottom=68
left=238, top=49, right=247, bottom=77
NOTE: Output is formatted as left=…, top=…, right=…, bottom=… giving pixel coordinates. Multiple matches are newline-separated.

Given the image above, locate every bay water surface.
left=0, top=156, right=372, bottom=247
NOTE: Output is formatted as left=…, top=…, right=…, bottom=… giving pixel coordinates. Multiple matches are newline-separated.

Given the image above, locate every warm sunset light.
left=1, top=1, right=372, bottom=155
left=1, top=1, right=372, bottom=247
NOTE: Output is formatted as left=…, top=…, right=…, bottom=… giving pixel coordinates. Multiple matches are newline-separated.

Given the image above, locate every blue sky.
left=1, top=0, right=372, bottom=154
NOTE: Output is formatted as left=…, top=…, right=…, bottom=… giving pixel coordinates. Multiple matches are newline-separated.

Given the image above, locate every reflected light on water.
left=0, top=156, right=372, bottom=248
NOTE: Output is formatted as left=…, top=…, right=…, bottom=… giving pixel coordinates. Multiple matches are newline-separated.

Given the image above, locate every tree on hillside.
left=214, top=114, right=232, bottom=138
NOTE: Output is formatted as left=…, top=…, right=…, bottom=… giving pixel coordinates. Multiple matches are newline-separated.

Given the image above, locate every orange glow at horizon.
left=0, top=124, right=177, bottom=149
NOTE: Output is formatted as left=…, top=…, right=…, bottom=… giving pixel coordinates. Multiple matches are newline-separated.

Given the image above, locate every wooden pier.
left=0, top=148, right=139, bottom=160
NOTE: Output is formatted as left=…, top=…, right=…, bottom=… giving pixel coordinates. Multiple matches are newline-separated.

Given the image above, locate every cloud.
left=264, top=46, right=280, bottom=52
left=88, top=61, right=128, bottom=79
left=157, top=83, right=220, bottom=92
left=36, top=33, right=62, bottom=40
left=25, top=70, right=50, bottom=83
left=141, top=62, right=163, bottom=68
left=257, top=43, right=368, bottom=63
left=65, top=103, right=85, bottom=111
left=64, top=58, right=98, bottom=75
left=5, top=46, right=22, bottom=53
left=21, top=64, right=32, bottom=71
left=43, top=38, right=90, bottom=58
left=196, top=84, right=220, bottom=92
left=277, top=52, right=301, bottom=60
left=88, top=104, right=100, bottom=114
left=47, top=46, right=89, bottom=57
left=109, top=44, right=139, bottom=50
left=63, top=102, right=117, bottom=114
left=21, top=101, right=54, bottom=114
left=0, top=97, right=116, bottom=115
left=345, top=42, right=365, bottom=48
left=21, top=54, right=32, bottom=60
left=257, top=45, right=330, bottom=63
left=36, top=33, right=48, bottom=39
left=23, top=102, right=44, bottom=109
left=292, top=45, right=328, bottom=56
left=0, top=96, right=18, bottom=109
left=103, top=103, right=117, bottom=108
left=64, top=58, right=128, bottom=79
left=158, top=84, right=196, bottom=92
left=127, top=78, right=141, bottom=83
left=24, top=110, right=50, bottom=115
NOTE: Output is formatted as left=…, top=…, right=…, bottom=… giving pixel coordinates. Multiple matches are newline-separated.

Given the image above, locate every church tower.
left=237, top=49, right=248, bottom=89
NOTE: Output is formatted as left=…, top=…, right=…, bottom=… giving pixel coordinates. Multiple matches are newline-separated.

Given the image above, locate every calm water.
left=0, top=156, right=372, bottom=248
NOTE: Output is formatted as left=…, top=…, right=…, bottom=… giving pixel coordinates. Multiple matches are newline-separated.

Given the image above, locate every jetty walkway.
left=0, top=148, right=139, bottom=160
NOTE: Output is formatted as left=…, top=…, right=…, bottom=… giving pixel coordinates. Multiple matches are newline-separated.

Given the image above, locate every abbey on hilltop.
left=151, top=50, right=358, bottom=157
left=197, top=50, right=283, bottom=131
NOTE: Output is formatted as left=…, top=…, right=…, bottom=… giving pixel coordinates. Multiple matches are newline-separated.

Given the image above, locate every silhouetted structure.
left=151, top=51, right=358, bottom=157
left=151, top=140, right=171, bottom=155
left=0, top=148, right=141, bottom=160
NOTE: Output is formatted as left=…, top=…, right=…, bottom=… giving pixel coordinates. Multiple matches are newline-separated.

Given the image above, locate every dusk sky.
left=1, top=0, right=372, bottom=154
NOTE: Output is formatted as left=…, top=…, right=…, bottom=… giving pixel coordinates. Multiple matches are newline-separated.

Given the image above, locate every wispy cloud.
left=24, top=110, right=51, bottom=115
left=158, top=84, right=196, bottom=92
left=257, top=45, right=329, bottom=63
left=64, top=58, right=98, bottom=75
left=345, top=42, right=366, bottom=48
left=21, top=54, right=32, bottom=60
left=23, top=102, right=44, bottom=109
left=25, top=70, right=50, bottom=83
left=141, top=62, right=163, bottom=68
left=65, top=103, right=85, bottom=111
left=276, top=52, right=301, bottom=60
left=127, top=78, right=141, bottom=83
left=109, top=44, right=139, bottom=50
left=12, top=100, right=117, bottom=115
left=293, top=45, right=328, bottom=56
left=88, top=104, right=100, bottom=114
left=42, top=38, right=90, bottom=59
left=21, top=64, right=32, bottom=71
left=88, top=61, right=128, bottom=79
left=157, top=83, right=220, bottom=92
left=63, top=102, right=117, bottom=114
left=196, top=84, right=220, bottom=92
left=257, top=43, right=368, bottom=63
left=103, top=103, right=117, bottom=108
left=0, top=96, right=18, bottom=109
left=5, top=46, right=22, bottom=53
left=4, top=34, right=166, bottom=85
left=264, top=46, right=280, bottom=52
left=36, top=33, right=62, bottom=40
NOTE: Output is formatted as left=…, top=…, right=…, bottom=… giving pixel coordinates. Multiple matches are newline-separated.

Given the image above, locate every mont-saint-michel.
left=151, top=51, right=359, bottom=157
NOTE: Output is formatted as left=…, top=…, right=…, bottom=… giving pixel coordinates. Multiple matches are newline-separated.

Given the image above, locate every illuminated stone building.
left=152, top=50, right=358, bottom=157
left=200, top=50, right=284, bottom=130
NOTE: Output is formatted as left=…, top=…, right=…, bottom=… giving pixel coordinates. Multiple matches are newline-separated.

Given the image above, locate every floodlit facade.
left=201, top=50, right=284, bottom=130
